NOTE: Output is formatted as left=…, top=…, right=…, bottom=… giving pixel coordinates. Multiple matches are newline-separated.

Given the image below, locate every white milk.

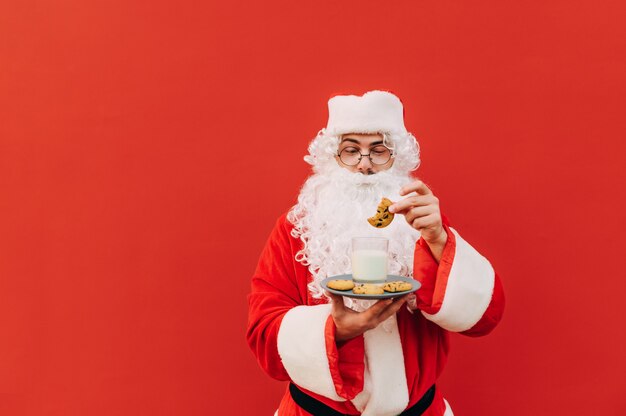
left=351, top=249, right=388, bottom=282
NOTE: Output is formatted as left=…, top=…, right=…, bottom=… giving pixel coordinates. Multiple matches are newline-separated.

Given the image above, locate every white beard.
left=287, top=163, right=421, bottom=310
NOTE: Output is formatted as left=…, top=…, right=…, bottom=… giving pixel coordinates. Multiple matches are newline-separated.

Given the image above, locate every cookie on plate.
left=383, top=281, right=413, bottom=293
left=353, top=284, right=384, bottom=295
left=327, top=279, right=355, bottom=291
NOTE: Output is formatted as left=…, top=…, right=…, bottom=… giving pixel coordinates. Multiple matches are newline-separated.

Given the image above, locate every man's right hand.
left=326, top=292, right=409, bottom=343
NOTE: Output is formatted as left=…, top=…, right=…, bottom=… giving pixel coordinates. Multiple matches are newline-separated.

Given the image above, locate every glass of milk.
left=351, top=237, right=389, bottom=283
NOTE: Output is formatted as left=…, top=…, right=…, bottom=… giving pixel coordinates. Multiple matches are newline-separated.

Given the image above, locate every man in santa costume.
left=247, top=91, right=505, bottom=416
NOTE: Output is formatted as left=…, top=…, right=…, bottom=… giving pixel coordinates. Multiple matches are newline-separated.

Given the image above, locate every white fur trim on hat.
left=326, top=91, right=407, bottom=136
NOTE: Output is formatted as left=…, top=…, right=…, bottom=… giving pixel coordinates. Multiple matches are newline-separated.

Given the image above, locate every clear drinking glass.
left=351, top=237, right=389, bottom=283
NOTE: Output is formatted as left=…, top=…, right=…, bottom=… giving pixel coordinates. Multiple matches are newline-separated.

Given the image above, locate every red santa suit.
left=247, top=213, right=505, bottom=416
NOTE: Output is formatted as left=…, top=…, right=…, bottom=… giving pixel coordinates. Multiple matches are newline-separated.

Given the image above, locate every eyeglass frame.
left=336, top=145, right=395, bottom=166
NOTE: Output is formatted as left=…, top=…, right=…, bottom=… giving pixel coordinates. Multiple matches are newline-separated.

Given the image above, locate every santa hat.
left=325, top=90, right=407, bottom=136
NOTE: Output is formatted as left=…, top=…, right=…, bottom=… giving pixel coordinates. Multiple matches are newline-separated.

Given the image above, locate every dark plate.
left=321, top=274, right=421, bottom=300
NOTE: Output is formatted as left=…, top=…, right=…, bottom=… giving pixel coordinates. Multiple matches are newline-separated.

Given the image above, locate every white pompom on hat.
left=325, top=90, right=407, bottom=136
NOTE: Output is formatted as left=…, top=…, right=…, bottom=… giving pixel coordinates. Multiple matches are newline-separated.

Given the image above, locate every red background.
left=1, top=1, right=625, bottom=415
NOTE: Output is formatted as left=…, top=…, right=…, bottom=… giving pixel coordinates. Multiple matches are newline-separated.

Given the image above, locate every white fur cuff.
left=422, top=228, right=495, bottom=332
left=277, top=304, right=344, bottom=401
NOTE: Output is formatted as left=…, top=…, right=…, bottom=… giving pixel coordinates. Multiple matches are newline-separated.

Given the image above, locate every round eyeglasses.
left=337, top=145, right=393, bottom=166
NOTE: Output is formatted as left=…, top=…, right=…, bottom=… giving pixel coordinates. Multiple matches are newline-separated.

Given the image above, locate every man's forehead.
left=340, top=133, right=384, bottom=144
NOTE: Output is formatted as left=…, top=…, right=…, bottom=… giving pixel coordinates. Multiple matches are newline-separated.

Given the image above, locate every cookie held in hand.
left=367, top=197, right=394, bottom=228
left=327, top=279, right=355, bottom=291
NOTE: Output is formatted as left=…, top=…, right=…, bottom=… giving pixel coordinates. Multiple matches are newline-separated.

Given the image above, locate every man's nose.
left=357, top=155, right=373, bottom=172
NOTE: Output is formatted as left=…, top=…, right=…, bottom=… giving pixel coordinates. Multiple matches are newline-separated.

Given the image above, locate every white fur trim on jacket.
left=276, top=304, right=344, bottom=401
left=422, top=228, right=495, bottom=332
left=444, top=398, right=454, bottom=415
left=351, top=315, right=409, bottom=416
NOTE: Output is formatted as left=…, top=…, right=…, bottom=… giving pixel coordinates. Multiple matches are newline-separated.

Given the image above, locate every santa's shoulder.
left=263, top=210, right=299, bottom=243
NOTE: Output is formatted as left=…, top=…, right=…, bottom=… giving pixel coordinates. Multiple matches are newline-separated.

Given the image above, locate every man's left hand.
left=389, top=180, right=448, bottom=261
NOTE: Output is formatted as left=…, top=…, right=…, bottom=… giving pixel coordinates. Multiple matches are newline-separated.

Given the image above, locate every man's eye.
left=343, top=148, right=359, bottom=155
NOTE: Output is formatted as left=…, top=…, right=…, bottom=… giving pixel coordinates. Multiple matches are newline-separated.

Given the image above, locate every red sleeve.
left=324, top=316, right=365, bottom=400
left=246, top=214, right=305, bottom=381
left=246, top=214, right=365, bottom=401
left=412, top=220, right=505, bottom=336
